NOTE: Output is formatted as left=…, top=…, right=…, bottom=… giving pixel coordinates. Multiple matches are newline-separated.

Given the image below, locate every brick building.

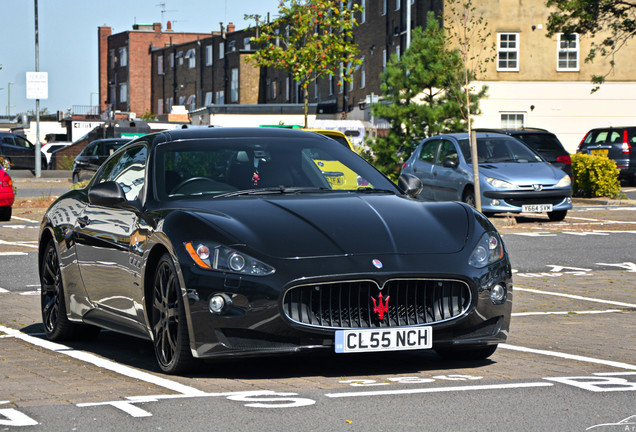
left=98, top=22, right=214, bottom=117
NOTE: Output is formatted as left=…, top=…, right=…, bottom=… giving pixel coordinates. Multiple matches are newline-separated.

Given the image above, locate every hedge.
left=571, top=153, right=623, bottom=198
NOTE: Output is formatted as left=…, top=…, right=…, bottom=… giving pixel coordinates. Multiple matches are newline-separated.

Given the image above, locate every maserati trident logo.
left=532, top=184, right=543, bottom=191
left=372, top=259, right=383, bottom=269
left=371, top=292, right=390, bottom=320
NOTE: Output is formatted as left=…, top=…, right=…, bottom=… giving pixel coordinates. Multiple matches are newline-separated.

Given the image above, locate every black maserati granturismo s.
left=38, top=127, right=512, bottom=374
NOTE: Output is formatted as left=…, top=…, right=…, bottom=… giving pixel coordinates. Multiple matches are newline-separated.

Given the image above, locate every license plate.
left=522, top=204, right=553, bottom=213
left=325, top=174, right=344, bottom=185
left=335, top=327, right=432, bottom=353
left=591, top=149, right=609, bottom=156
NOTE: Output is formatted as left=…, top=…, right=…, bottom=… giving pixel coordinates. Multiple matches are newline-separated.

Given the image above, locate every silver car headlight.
left=469, top=232, right=504, bottom=268
left=185, top=241, right=275, bottom=276
left=555, top=174, right=571, bottom=188
left=485, top=177, right=515, bottom=190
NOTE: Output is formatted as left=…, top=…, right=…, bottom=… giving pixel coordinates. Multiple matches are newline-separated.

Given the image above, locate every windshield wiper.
left=353, top=187, right=396, bottom=194
left=213, top=186, right=332, bottom=198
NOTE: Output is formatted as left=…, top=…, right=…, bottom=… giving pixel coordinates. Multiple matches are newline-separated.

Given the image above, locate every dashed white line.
left=324, top=382, right=554, bottom=398
left=515, top=287, right=636, bottom=308
left=512, top=309, right=623, bottom=317
left=500, top=344, right=636, bottom=370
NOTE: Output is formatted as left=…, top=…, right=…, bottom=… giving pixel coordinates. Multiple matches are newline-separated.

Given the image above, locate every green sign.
left=120, top=132, right=146, bottom=139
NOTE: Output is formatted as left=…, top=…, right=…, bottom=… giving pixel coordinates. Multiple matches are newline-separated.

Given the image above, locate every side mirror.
left=442, top=159, right=458, bottom=169
left=398, top=173, right=423, bottom=198
left=88, top=181, right=126, bottom=207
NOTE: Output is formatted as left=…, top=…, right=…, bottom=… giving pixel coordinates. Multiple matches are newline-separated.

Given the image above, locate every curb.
left=7, top=169, right=71, bottom=180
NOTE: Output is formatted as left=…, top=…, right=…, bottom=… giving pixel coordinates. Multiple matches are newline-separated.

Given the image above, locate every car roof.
left=158, top=126, right=329, bottom=143
left=473, top=127, right=554, bottom=135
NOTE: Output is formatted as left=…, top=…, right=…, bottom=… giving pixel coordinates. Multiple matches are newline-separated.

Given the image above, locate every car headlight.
left=469, top=232, right=504, bottom=268
left=555, top=174, right=571, bottom=188
left=185, top=241, right=275, bottom=276
left=485, top=177, right=515, bottom=190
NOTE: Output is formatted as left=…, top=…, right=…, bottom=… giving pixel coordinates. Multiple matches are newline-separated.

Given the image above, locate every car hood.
left=185, top=195, right=470, bottom=259
left=478, top=161, right=566, bottom=184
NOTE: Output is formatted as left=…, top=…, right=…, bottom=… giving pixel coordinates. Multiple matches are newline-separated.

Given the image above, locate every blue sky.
left=0, top=0, right=280, bottom=117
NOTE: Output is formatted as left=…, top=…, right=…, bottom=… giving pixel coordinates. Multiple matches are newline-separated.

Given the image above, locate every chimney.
left=166, top=20, right=173, bottom=31
left=153, top=22, right=161, bottom=33
left=227, top=22, right=235, bottom=33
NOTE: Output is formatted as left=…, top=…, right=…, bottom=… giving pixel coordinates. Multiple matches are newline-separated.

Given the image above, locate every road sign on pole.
left=26, top=72, right=48, bottom=100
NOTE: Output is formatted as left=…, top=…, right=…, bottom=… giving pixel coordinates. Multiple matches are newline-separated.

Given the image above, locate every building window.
left=157, top=98, right=163, bottom=115
left=157, top=55, right=164, bottom=75
left=361, top=0, right=366, bottom=23
left=396, top=0, right=401, bottom=10
left=382, top=49, right=387, bottom=71
left=176, top=51, right=184, bottom=66
left=272, top=79, right=279, bottom=100
left=230, top=68, right=239, bottom=102
left=186, top=48, right=196, bottom=68
left=178, top=95, right=185, bottom=105
left=501, top=113, right=525, bottom=128
left=497, top=33, right=519, bottom=71
left=396, top=45, right=400, bottom=60
left=216, top=90, right=224, bottom=104
left=382, top=0, right=387, bottom=15
left=360, top=57, right=365, bottom=89
left=228, top=40, right=236, bottom=52
left=219, top=42, right=225, bottom=59
left=205, top=45, right=213, bottom=66
left=243, top=37, right=251, bottom=50
left=186, top=94, right=196, bottom=111
left=166, top=97, right=173, bottom=113
left=329, top=73, right=334, bottom=96
left=109, top=49, right=115, bottom=69
left=204, top=91, right=213, bottom=106
left=119, top=83, right=128, bottom=103
left=119, top=47, right=127, bottom=67
left=557, top=33, right=579, bottom=71
left=169, top=52, right=174, bottom=68
left=285, top=77, right=290, bottom=101
left=314, top=77, right=319, bottom=99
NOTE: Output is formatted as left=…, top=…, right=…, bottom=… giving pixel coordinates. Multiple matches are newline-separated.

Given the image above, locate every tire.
left=40, top=239, right=100, bottom=340
left=436, top=344, right=498, bottom=361
left=462, top=188, right=476, bottom=208
left=548, top=210, right=567, bottom=221
left=151, top=253, right=195, bottom=374
left=0, top=206, right=11, bottom=221
left=72, top=173, right=80, bottom=184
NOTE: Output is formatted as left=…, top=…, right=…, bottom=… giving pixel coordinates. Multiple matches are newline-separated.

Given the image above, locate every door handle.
left=77, top=216, right=91, bottom=227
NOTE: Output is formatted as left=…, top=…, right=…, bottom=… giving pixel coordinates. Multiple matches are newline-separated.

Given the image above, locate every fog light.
left=566, top=197, right=572, bottom=204
left=491, top=199, right=500, bottom=206
left=209, top=294, right=228, bottom=314
left=490, top=284, right=506, bottom=304
left=229, top=253, right=246, bottom=272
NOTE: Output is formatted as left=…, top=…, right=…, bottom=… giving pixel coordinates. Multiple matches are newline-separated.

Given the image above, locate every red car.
left=0, top=166, right=14, bottom=221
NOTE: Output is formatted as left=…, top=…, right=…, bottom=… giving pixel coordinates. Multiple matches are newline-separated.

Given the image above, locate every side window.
left=14, top=136, right=32, bottom=149
left=418, top=140, right=438, bottom=164
left=88, top=143, right=99, bottom=156
left=436, top=140, right=458, bottom=166
left=2, top=136, right=15, bottom=146
left=94, top=145, right=147, bottom=201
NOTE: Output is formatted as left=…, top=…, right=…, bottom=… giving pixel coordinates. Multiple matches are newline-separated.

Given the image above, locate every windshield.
left=154, top=136, right=397, bottom=200
left=458, top=136, right=543, bottom=164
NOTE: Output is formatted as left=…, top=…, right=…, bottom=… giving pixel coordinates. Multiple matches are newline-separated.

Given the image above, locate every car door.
left=73, top=144, right=148, bottom=320
left=75, top=142, right=98, bottom=181
left=409, top=139, right=439, bottom=200
left=431, top=139, right=464, bottom=202
left=2, top=135, right=33, bottom=169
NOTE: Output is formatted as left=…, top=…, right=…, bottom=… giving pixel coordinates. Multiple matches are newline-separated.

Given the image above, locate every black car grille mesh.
left=283, top=279, right=471, bottom=330
left=504, top=196, right=566, bottom=206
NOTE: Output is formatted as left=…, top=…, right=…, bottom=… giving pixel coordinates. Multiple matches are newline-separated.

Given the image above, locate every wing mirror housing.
left=398, top=173, right=423, bottom=198
left=442, top=159, right=458, bottom=169
left=88, top=181, right=127, bottom=207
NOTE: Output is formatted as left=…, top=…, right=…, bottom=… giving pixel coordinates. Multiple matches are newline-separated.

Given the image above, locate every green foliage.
left=246, top=0, right=362, bottom=126
left=546, top=0, right=636, bottom=91
left=140, top=110, right=157, bottom=121
left=0, top=156, right=10, bottom=170
left=70, top=179, right=90, bottom=190
left=366, top=12, right=487, bottom=179
left=56, top=155, right=75, bottom=171
left=571, top=153, right=623, bottom=198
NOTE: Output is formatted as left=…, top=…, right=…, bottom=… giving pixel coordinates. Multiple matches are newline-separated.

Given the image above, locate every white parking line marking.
left=0, top=252, right=28, bottom=256
left=500, top=344, right=636, bottom=370
left=0, top=288, right=8, bottom=293
left=515, top=287, right=636, bottom=308
left=324, top=382, right=553, bottom=398
left=0, top=325, right=206, bottom=396
left=512, top=309, right=623, bottom=317
left=8, top=216, right=38, bottom=223
left=0, top=240, right=37, bottom=249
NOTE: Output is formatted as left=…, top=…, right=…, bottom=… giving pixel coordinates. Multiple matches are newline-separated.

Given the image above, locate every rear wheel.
left=151, top=253, right=195, bottom=374
left=436, top=344, right=498, bottom=361
left=72, top=173, right=80, bottom=184
left=548, top=210, right=567, bottom=221
left=0, top=206, right=11, bottom=221
left=40, top=239, right=100, bottom=340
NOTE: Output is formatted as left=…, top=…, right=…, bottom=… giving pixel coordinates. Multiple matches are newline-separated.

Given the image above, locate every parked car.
left=72, top=138, right=131, bottom=183
left=39, top=127, right=512, bottom=374
left=0, top=166, right=15, bottom=221
left=401, top=132, right=573, bottom=221
left=42, top=142, right=72, bottom=167
left=577, top=126, right=636, bottom=185
left=475, top=128, right=572, bottom=177
left=0, top=132, right=47, bottom=170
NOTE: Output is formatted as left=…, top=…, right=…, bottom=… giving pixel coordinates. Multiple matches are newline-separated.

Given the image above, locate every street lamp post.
left=7, top=82, right=14, bottom=118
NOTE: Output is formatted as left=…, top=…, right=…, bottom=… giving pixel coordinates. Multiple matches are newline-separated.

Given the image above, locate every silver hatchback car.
left=401, top=132, right=573, bottom=220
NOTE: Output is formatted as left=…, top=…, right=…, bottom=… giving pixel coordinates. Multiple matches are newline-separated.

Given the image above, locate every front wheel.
left=40, top=239, right=100, bottom=340
left=548, top=210, right=567, bottom=221
left=462, top=188, right=476, bottom=208
left=151, top=253, right=195, bottom=374
left=436, top=344, right=498, bottom=361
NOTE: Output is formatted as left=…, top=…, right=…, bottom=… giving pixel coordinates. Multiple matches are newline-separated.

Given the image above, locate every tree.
left=546, top=0, right=636, bottom=89
left=365, top=12, right=487, bottom=180
left=246, top=0, right=362, bottom=127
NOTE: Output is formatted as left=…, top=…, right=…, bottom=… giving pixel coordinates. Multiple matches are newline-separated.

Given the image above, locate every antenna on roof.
left=156, top=2, right=177, bottom=29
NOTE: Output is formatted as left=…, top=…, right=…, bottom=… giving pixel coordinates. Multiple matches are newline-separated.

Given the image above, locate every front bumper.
left=481, top=189, right=572, bottom=213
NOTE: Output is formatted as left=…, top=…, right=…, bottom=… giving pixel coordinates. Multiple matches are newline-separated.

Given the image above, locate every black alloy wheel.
left=40, top=239, right=99, bottom=340
left=152, top=253, right=195, bottom=374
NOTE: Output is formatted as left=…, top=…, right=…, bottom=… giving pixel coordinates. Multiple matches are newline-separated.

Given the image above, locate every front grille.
left=504, top=196, right=566, bottom=206
left=283, top=279, right=471, bottom=330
